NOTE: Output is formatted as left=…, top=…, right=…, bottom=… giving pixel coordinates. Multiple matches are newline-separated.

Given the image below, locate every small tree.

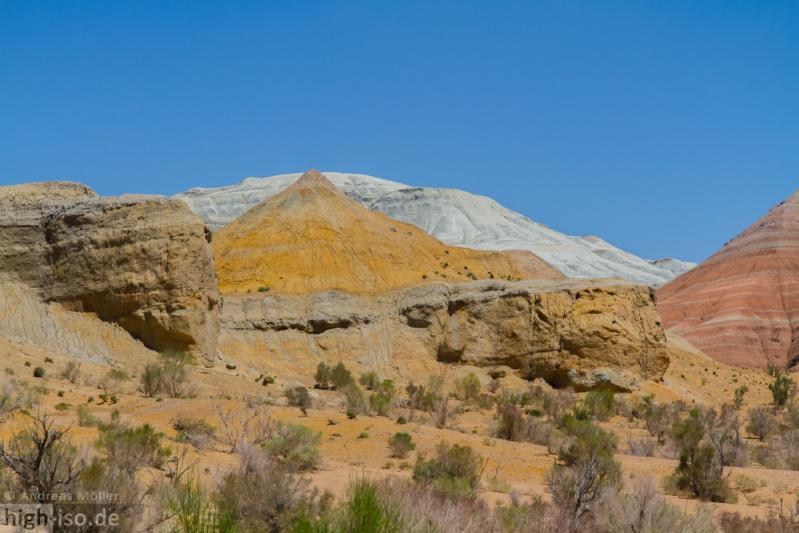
left=670, top=408, right=729, bottom=501
left=388, top=432, right=416, bottom=459
left=359, top=371, right=380, bottom=391
left=454, top=373, right=481, bottom=402
left=746, top=406, right=777, bottom=441
left=161, top=352, right=190, bottom=398
left=140, top=363, right=163, bottom=397
left=413, top=442, right=481, bottom=497
left=331, top=362, right=355, bottom=390
left=582, top=389, right=615, bottom=421
left=733, top=385, right=748, bottom=410
left=547, top=419, right=620, bottom=530
left=286, top=386, right=312, bottom=415
left=314, top=362, right=332, bottom=390
left=0, top=412, right=85, bottom=501
left=768, top=366, right=795, bottom=408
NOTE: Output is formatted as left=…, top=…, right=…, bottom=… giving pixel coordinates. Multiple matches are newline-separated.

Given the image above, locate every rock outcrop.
left=176, top=171, right=694, bottom=285
left=658, top=190, right=799, bottom=368
left=220, top=279, right=669, bottom=391
left=0, top=181, right=220, bottom=362
left=213, top=170, right=563, bottom=295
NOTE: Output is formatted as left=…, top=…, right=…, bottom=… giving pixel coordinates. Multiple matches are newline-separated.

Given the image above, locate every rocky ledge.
left=0, top=181, right=220, bottom=362
left=221, top=279, right=669, bottom=391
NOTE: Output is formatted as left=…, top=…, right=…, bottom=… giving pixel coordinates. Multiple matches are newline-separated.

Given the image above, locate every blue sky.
left=1, top=1, right=797, bottom=262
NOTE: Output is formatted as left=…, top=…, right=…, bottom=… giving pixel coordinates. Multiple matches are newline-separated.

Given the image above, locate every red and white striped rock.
left=658, top=190, right=799, bottom=368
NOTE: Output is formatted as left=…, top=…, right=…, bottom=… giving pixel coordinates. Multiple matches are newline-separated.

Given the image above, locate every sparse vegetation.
left=388, top=432, right=415, bottom=459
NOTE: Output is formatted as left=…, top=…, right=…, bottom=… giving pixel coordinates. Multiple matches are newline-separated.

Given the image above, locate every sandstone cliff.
left=220, top=279, right=669, bottom=391
left=0, top=181, right=220, bottom=362
left=658, top=190, right=799, bottom=369
left=213, top=170, right=563, bottom=295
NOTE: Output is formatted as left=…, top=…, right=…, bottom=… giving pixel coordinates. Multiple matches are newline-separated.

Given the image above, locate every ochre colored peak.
left=292, top=169, right=339, bottom=192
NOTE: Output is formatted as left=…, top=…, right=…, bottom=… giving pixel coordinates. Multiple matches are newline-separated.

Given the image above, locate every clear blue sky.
left=1, top=1, right=797, bottom=262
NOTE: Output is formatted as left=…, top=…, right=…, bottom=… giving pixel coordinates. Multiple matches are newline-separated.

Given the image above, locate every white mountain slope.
left=174, top=172, right=695, bottom=285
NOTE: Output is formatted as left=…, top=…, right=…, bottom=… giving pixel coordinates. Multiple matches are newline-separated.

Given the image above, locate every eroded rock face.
left=658, top=190, right=799, bottom=368
left=221, top=279, right=669, bottom=391
left=0, top=182, right=220, bottom=362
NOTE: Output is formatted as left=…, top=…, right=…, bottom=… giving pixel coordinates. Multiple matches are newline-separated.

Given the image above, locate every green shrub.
left=264, top=423, right=321, bottom=471
left=314, top=362, right=332, bottom=390
left=359, top=371, right=380, bottom=391
left=172, top=416, right=216, bottom=448
left=54, top=402, right=69, bottom=411
left=768, top=366, right=795, bottom=407
left=669, top=408, right=730, bottom=501
left=368, top=380, right=396, bottom=416
left=285, top=386, right=313, bottom=415
left=139, top=363, right=163, bottom=398
left=454, top=373, right=481, bottom=402
left=331, top=362, right=355, bottom=390
left=733, top=385, right=748, bottom=409
left=343, top=384, right=368, bottom=419
left=547, top=419, right=620, bottom=529
left=746, top=406, right=777, bottom=441
left=76, top=405, right=98, bottom=427
left=582, top=389, right=615, bottom=421
left=96, top=420, right=171, bottom=475
left=338, top=478, right=402, bottom=533
left=388, top=432, right=416, bottom=459
left=32, top=367, right=45, bottom=378
left=413, top=442, right=481, bottom=497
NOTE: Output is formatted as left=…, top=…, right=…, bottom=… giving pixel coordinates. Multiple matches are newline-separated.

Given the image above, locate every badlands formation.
left=659, top=189, right=799, bottom=369
left=214, top=171, right=670, bottom=391
left=177, top=172, right=695, bottom=285
left=213, top=170, right=561, bottom=294
left=0, top=181, right=219, bottom=362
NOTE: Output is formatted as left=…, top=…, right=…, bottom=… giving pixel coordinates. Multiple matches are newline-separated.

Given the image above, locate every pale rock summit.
left=175, top=172, right=694, bottom=286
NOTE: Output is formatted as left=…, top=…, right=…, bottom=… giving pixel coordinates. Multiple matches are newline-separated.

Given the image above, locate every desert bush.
left=786, top=399, right=799, bottom=430
left=161, top=352, right=190, bottom=398
left=168, top=478, right=238, bottom=533
left=542, top=389, right=575, bottom=421
left=32, top=366, right=45, bottom=378
left=172, top=416, right=216, bottom=449
left=747, top=406, right=778, bottom=441
left=454, top=373, right=481, bottom=402
left=720, top=504, right=799, bottom=533
left=0, top=380, right=41, bottom=416
left=433, top=395, right=454, bottom=429
left=359, top=371, right=380, bottom=391
left=733, top=385, right=749, bottom=409
left=626, top=433, right=656, bottom=457
left=215, top=404, right=275, bottom=453
left=495, top=403, right=556, bottom=446
left=61, top=361, right=81, bottom=383
left=0, top=413, right=85, bottom=502
left=330, top=362, right=355, bottom=390
left=264, top=423, right=321, bottom=471
left=413, top=442, right=482, bottom=498
left=342, top=383, right=368, bottom=419
left=768, top=363, right=796, bottom=407
left=140, top=363, right=163, bottom=397
left=668, top=407, right=731, bottom=501
left=547, top=418, right=619, bottom=530
left=368, top=380, right=396, bottom=416
left=97, top=419, right=171, bottom=475
left=596, top=476, right=718, bottom=533
left=314, top=361, right=332, bottom=390
left=217, top=445, right=330, bottom=533
left=582, top=389, right=615, bottom=421
left=285, top=385, right=312, bottom=415
left=337, top=477, right=403, bottom=533
left=101, top=368, right=129, bottom=394
left=388, top=432, right=415, bottom=459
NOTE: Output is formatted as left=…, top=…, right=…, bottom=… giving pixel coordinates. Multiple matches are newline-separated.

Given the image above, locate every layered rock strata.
left=0, top=182, right=220, bottom=362
left=221, top=279, right=669, bottom=391
left=658, top=190, right=799, bottom=368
